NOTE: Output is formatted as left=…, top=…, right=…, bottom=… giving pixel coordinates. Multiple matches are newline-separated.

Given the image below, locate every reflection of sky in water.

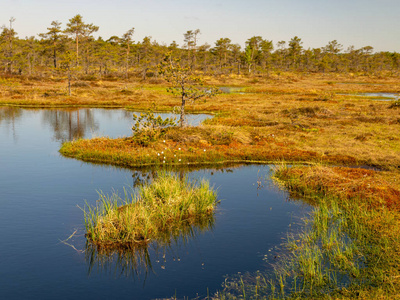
left=340, top=92, right=399, bottom=101
left=0, top=107, right=309, bottom=299
left=218, top=86, right=246, bottom=94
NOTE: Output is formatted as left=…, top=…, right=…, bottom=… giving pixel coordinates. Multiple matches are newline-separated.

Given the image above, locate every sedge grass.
left=83, top=172, right=218, bottom=249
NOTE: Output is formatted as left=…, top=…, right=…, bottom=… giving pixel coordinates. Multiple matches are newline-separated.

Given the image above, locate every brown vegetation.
left=275, top=165, right=400, bottom=210
left=42, top=72, right=400, bottom=171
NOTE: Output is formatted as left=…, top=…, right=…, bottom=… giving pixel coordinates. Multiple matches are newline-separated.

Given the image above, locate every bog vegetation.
left=2, top=14, right=400, bottom=299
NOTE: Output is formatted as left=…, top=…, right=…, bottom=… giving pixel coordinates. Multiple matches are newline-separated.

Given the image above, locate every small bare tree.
left=159, top=53, right=218, bottom=127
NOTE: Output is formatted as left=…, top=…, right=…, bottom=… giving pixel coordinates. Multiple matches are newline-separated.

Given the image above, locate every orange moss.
left=276, top=166, right=400, bottom=211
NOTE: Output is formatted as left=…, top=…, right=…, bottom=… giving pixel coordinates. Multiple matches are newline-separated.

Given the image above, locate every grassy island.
left=83, top=173, right=217, bottom=249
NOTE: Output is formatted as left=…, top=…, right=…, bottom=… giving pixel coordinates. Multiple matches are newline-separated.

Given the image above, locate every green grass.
left=83, top=172, right=218, bottom=249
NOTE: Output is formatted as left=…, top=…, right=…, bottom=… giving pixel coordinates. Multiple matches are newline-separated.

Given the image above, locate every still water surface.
left=340, top=92, right=399, bottom=101
left=0, top=107, right=309, bottom=299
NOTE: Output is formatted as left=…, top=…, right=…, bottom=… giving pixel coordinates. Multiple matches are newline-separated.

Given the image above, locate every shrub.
left=131, top=111, right=177, bottom=146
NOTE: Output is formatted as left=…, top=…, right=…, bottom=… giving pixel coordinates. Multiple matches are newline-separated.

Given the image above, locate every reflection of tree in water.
left=85, top=213, right=215, bottom=282
left=0, top=107, right=23, bottom=124
left=0, top=107, right=23, bottom=142
left=131, top=165, right=237, bottom=188
left=41, top=108, right=99, bottom=142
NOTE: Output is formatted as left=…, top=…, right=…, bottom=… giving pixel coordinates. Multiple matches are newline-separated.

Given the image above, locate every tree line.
left=1, top=14, right=399, bottom=80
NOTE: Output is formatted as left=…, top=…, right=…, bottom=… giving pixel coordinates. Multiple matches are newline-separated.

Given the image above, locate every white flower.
left=157, top=153, right=160, bottom=156
left=178, top=148, right=181, bottom=150
left=161, top=151, right=164, bottom=154
left=179, top=159, right=181, bottom=162
left=204, top=149, right=206, bottom=152
left=163, top=140, right=165, bottom=143
left=163, top=160, right=165, bottom=163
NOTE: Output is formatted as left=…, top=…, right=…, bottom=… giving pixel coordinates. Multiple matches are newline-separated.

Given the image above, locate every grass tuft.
left=83, top=172, right=218, bottom=249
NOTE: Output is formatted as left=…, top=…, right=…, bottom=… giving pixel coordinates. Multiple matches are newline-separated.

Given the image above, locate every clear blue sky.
left=1, top=0, right=400, bottom=52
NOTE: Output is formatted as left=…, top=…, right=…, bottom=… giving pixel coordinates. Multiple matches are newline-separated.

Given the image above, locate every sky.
left=1, top=0, right=400, bottom=52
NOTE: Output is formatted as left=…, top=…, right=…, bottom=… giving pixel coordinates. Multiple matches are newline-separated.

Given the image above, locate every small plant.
left=132, top=111, right=177, bottom=146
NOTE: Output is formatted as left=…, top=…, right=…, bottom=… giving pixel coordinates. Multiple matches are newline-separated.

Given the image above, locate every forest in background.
left=1, top=14, right=400, bottom=81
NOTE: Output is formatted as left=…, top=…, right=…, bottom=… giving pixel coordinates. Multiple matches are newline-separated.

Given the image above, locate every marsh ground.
left=2, top=72, right=400, bottom=298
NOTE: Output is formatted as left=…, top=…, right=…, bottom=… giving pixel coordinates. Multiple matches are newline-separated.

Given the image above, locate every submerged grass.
left=83, top=172, right=218, bottom=249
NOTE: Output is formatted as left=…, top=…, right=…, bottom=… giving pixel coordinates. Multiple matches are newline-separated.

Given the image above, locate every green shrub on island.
left=132, top=111, right=177, bottom=146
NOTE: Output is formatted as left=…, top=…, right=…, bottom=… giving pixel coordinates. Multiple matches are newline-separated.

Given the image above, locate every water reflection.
left=131, top=164, right=238, bottom=188
left=85, top=242, right=153, bottom=280
left=0, top=106, right=23, bottom=124
left=0, top=107, right=310, bottom=299
left=0, top=107, right=23, bottom=141
left=219, top=86, right=246, bottom=94
left=41, top=108, right=99, bottom=142
left=82, top=166, right=228, bottom=282
left=85, top=212, right=215, bottom=282
left=340, top=92, right=399, bottom=101
left=0, top=107, right=211, bottom=143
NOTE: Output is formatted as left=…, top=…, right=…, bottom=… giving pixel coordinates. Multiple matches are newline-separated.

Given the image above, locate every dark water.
left=0, top=107, right=309, bottom=299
